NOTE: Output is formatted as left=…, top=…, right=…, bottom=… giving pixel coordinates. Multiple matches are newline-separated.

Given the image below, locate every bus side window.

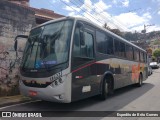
left=140, top=52, right=143, bottom=62
left=134, top=48, right=139, bottom=61
left=83, top=31, right=94, bottom=58
left=119, top=41, right=125, bottom=58
left=145, top=53, right=148, bottom=63
left=96, top=30, right=106, bottom=54
left=96, top=31, right=114, bottom=55
left=126, top=45, right=134, bottom=60
left=114, top=39, right=120, bottom=56
left=73, top=26, right=94, bottom=58
left=143, top=53, right=145, bottom=63
left=106, top=35, right=114, bottom=55
left=73, top=27, right=81, bottom=56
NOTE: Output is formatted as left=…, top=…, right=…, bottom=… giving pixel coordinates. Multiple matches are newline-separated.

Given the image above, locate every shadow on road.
left=22, top=82, right=154, bottom=112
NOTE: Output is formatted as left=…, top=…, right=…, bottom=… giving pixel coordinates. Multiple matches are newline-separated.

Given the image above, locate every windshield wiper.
left=22, top=37, right=37, bottom=69
left=30, top=38, right=36, bottom=57
left=38, top=22, right=66, bottom=72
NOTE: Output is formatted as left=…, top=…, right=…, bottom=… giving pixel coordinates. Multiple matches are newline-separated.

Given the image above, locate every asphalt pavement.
left=0, top=68, right=160, bottom=120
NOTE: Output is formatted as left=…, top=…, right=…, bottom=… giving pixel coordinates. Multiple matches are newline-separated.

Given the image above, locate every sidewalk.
left=0, top=95, right=32, bottom=107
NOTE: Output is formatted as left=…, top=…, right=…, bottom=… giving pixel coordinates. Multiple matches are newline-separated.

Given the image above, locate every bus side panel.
left=71, top=63, right=101, bottom=102
left=95, top=55, right=132, bottom=89
left=71, top=58, right=147, bottom=102
left=143, top=65, right=148, bottom=80
left=71, top=60, right=119, bottom=102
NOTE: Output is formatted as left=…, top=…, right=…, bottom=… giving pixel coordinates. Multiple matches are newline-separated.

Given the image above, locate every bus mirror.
left=14, top=40, right=18, bottom=51
left=14, top=35, right=28, bottom=51
left=77, top=22, right=85, bottom=45
left=80, top=30, right=85, bottom=45
left=77, top=22, right=84, bottom=28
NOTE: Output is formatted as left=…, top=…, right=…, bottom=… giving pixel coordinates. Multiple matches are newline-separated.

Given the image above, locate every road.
left=0, top=68, right=160, bottom=120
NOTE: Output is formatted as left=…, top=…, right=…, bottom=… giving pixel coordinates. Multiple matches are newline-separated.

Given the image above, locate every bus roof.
left=32, top=16, right=146, bottom=53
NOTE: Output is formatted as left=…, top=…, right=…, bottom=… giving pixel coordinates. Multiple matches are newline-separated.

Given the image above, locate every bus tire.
left=136, top=73, right=143, bottom=87
left=100, top=76, right=114, bottom=100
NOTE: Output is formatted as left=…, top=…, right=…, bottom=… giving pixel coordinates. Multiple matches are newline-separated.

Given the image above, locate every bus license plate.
left=29, top=90, right=37, bottom=96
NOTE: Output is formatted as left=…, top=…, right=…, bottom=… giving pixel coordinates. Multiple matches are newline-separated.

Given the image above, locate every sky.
left=30, top=0, right=160, bottom=33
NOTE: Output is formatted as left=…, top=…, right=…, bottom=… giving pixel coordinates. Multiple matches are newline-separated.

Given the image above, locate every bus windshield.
left=21, top=20, right=73, bottom=69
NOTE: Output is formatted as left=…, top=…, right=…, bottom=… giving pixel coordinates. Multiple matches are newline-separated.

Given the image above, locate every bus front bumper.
left=19, top=80, right=71, bottom=103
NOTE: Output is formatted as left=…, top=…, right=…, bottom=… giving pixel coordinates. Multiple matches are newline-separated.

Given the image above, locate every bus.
left=14, top=17, right=148, bottom=103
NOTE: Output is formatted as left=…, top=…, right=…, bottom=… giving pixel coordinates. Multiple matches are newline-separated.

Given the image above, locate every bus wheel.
left=136, top=74, right=143, bottom=87
left=100, top=76, right=113, bottom=100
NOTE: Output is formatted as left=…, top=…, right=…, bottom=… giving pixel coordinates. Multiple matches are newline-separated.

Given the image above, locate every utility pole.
left=141, top=24, right=155, bottom=33
left=135, top=30, right=138, bottom=40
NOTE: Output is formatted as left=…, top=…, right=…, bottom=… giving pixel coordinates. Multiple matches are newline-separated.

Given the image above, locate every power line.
left=76, top=0, right=128, bottom=31
left=128, top=8, right=141, bottom=13
left=92, top=3, right=128, bottom=30
left=59, top=0, right=115, bottom=29
left=57, top=0, right=128, bottom=31
left=67, top=0, right=107, bottom=26
left=59, top=0, right=91, bottom=21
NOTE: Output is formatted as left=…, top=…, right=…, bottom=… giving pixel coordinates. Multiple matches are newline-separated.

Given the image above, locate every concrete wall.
left=0, top=0, right=36, bottom=96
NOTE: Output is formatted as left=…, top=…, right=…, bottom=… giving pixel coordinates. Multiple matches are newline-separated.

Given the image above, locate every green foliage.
left=109, top=29, right=123, bottom=37
left=153, top=40, right=160, bottom=45
left=152, top=56, right=156, bottom=61
left=123, top=31, right=160, bottom=41
left=153, top=49, right=160, bottom=58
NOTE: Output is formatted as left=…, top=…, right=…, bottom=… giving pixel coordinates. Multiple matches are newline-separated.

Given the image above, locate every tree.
left=103, top=23, right=107, bottom=29
left=124, top=32, right=133, bottom=40
left=152, top=56, right=156, bottom=61
left=153, top=49, right=160, bottom=58
left=110, top=29, right=124, bottom=37
left=103, top=23, right=110, bottom=30
left=103, top=23, right=123, bottom=37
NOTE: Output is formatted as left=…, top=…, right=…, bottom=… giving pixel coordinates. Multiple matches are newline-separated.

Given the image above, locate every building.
left=8, top=0, right=29, bottom=6
left=8, top=0, right=64, bottom=25
left=0, top=0, right=64, bottom=97
left=150, top=45, right=160, bottom=51
left=131, top=41, right=149, bottom=50
left=31, top=8, right=64, bottom=25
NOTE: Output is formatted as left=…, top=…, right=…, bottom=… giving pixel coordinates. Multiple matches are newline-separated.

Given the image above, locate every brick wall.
left=0, top=0, right=36, bottom=96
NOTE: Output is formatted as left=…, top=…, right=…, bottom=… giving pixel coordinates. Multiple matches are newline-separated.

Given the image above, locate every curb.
left=0, top=95, right=32, bottom=108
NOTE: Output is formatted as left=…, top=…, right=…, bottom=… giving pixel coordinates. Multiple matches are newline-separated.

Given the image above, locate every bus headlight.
left=59, top=78, right=63, bottom=83
left=50, top=78, right=64, bottom=87
left=55, top=80, right=58, bottom=86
